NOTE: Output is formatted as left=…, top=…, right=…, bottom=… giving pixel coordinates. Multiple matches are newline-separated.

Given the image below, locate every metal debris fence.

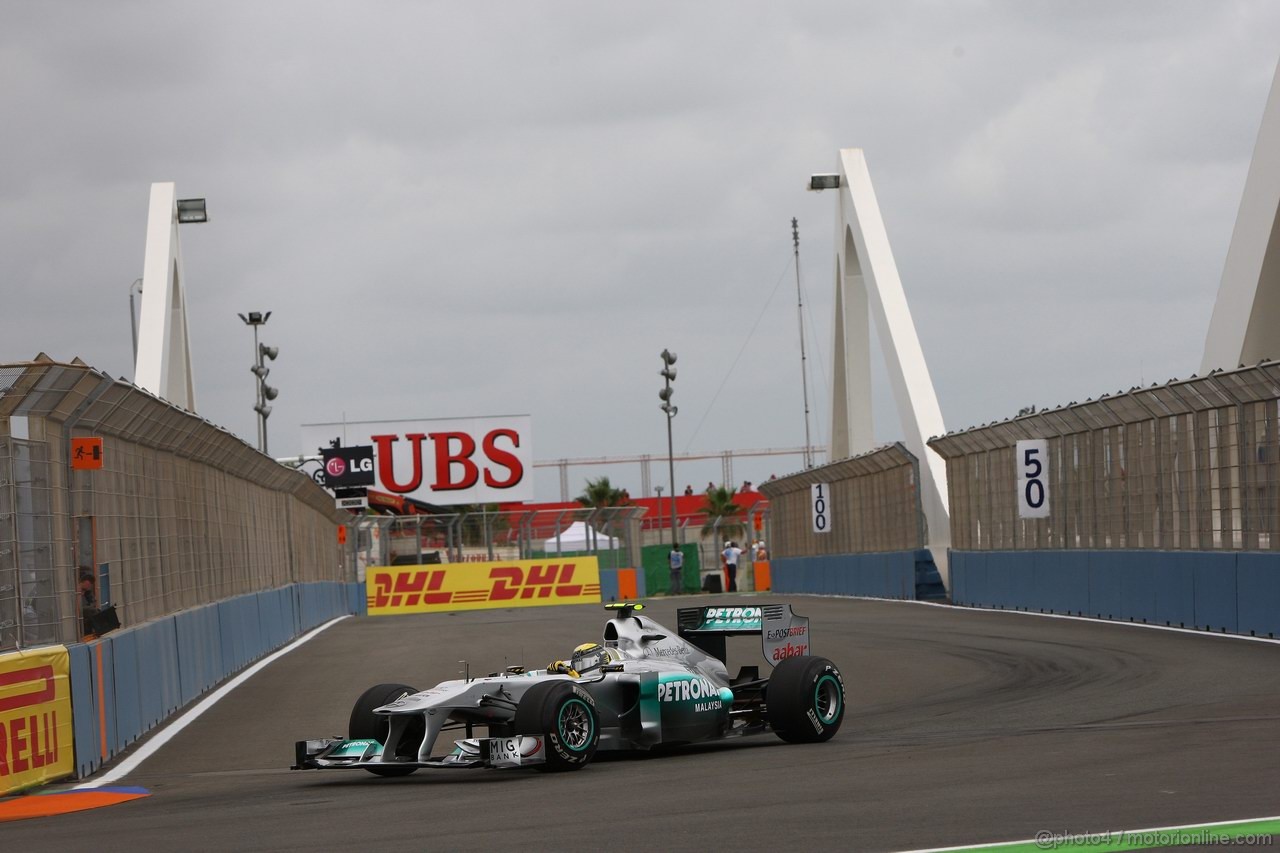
left=0, top=356, right=345, bottom=653
left=928, top=363, right=1280, bottom=552
left=343, top=506, right=648, bottom=576
left=758, top=443, right=925, bottom=557
left=341, top=502, right=771, bottom=591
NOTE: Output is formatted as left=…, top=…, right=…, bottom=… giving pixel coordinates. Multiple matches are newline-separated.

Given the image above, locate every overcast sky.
left=3, top=1, right=1279, bottom=500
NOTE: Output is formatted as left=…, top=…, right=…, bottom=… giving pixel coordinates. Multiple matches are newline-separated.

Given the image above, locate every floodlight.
left=176, top=198, right=208, bottom=223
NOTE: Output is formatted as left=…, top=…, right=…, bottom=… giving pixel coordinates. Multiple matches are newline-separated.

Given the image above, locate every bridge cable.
left=682, top=248, right=796, bottom=454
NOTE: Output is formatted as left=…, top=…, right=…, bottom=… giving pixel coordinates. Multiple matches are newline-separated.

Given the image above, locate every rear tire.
left=514, top=681, right=599, bottom=771
left=350, top=683, right=421, bottom=777
left=766, top=657, right=844, bottom=743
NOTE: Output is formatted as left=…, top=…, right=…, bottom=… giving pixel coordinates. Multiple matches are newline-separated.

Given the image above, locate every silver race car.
left=293, top=602, right=845, bottom=775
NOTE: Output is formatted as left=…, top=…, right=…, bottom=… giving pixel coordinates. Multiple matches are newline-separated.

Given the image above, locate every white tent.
left=542, top=521, right=619, bottom=553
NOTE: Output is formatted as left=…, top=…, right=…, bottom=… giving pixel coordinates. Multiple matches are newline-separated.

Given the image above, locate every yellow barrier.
left=368, top=558, right=602, bottom=615
left=0, top=646, right=74, bottom=793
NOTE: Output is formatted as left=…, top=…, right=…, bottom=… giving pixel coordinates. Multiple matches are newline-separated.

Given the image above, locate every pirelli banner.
left=368, top=558, right=602, bottom=615
left=0, top=645, right=75, bottom=794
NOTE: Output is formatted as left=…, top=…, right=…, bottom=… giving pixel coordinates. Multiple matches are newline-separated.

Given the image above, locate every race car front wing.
left=293, top=734, right=547, bottom=771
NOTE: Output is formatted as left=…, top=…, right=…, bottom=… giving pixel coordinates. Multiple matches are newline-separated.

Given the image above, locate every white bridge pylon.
left=134, top=182, right=197, bottom=412
left=1202, top=59, right=1280, bottom=373
left=825, top=149, right=950, bottom=581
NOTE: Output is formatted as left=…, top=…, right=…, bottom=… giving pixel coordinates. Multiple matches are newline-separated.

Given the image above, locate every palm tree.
left=700, top=485, right=745, bottom=542
left=576, top=476, right=627, bottom=508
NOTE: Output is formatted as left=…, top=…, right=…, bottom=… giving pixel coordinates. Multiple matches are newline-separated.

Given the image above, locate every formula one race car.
left=293, top=602, right=845, bottom=775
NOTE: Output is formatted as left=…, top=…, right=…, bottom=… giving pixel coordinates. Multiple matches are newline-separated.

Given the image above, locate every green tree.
left=576, top=476, right=628, bottom=508
left=700, top=485, right=746, bottom=542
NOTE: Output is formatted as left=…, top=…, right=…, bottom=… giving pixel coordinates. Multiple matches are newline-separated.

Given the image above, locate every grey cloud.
left=2, top=1, right=1278, bottom=499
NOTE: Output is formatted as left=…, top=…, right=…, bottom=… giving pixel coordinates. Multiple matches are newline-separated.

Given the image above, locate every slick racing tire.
left=766, top=656, right=845, bottom=744
left=350, top=683, right=421, bottom=777
left=514, top=681, right=600, bottom=772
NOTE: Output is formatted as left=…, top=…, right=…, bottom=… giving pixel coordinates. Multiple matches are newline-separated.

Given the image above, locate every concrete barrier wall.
left=951, top=550, right=1280, bottom=638
left=770, top=551, right=920, bottom=599
left=598, top=568, right=647, bottom=603
left=70, top=581, right=358, bottom=778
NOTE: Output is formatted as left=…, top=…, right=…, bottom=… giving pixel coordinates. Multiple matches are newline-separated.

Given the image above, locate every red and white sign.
left=300, top=416, right=533, bottom=505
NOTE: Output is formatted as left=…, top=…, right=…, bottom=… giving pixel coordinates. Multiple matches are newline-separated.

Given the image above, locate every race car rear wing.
left=676, top=604, right=811, bottom=667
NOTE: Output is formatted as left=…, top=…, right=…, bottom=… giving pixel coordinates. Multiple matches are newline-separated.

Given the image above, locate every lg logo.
left=326, top=456, right=372, bottom=477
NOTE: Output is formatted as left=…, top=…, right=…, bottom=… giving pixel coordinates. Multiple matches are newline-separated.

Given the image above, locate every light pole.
left=654, top=485, right=664, bottom=537
left=658, top=349, right=679, bottom=554
left=238, top=311, right=279, bottom=453
left=792, top=218, right=814, bottom=469
left=127, top=277, right=143, bottom=366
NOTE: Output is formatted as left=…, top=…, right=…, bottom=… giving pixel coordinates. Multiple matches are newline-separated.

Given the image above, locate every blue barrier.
left=1121, top=552, right=1157, bottom=623
left=348, top=581, right=366, bottom=617
left=823, top=555, right=841, bottom=596
left=951, top=552, right=982, bottom=606
left=175, top=608, right=203, bottom=705
left=1237, top=554, right=1280, bottom=637
left=1087, top=552, right=1123, bottom=619
left=984, top=552, right=1017, bottom=609
left=69, top=643, right=98, bottom=777
left=1009, top=552, right=1036, bottom=610
left=598, top=569, right=620, bottom=602
left=950, top=549, right=1280, bottom=639
left=1153, top=553, right=1195, bottom=628
left=110, top=629, right=141, bottom=756
left=68, top=580, right=357, bottom=779
left=1192, top=555, right=1237, bottom=632
left=1041, top=551, right=1089, bottom=615
left=760, top=551, right=923, bottom=600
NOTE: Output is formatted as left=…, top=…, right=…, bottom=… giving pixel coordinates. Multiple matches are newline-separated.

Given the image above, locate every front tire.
left=766, top=656, right=844, bottom=743
left=514, top=681, right=600, bottom=771
left=350, top=683, right=421, bottom=777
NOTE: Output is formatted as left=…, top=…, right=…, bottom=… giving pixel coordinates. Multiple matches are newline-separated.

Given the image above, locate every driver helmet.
left=570, top=642, right=614, bottom=675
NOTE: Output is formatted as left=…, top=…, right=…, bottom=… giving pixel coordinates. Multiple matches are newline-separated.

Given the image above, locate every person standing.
left=668, top=544, right=685, bottom=595
left=78, top=568, right=97, bottom=636
left=721, top=541, right=742, bottom=592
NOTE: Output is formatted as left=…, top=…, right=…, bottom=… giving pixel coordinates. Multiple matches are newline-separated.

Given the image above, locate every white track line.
left=831, top=594, right=1280, bottom=647
left=75, top=615, right=351, bottom=788
left=897, top=813, right=1280, bottom=852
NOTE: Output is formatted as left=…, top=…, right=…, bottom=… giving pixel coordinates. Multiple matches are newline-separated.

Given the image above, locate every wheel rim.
left=558, top=699, right=595, bottom=751
left=813, top=674, right=842, bottom=724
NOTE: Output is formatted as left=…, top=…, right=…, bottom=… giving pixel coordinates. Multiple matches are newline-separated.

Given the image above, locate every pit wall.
left=770, top=549, right=945, bottom=601
left=69, top=581, right=360, bottom=779
left=950, top=550, right=1280, bottom=638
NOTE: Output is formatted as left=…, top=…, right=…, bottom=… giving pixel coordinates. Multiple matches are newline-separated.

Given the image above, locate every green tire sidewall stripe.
left=558, top=698, right=595, bottom=752
left=814, top=673, right=842, bottom=724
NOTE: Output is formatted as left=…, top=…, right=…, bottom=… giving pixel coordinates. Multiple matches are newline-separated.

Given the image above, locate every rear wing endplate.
left=676, top=604, right=811, bottom=667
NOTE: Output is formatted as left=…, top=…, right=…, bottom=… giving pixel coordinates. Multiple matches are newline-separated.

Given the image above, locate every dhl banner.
left=0, top=645, right=74, bottom=794
left=368, top=558, right=601, bottom=615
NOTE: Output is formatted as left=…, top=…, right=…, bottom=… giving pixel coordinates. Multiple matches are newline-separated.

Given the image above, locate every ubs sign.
left=302, top=415, right=533, bottom=505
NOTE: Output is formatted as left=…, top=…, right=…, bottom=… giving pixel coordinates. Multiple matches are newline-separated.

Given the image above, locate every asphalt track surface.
left=13, top=595, right=1280, bottom=852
